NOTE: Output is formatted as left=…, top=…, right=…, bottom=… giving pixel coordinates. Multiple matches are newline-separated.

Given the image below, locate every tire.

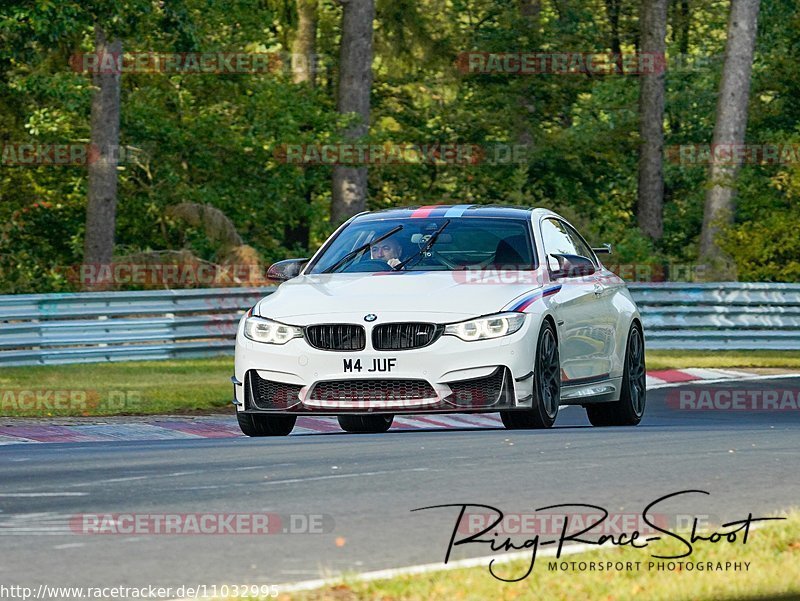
left=501, top=320, right=560, bottom=429
left=338, top=414, right=394, bottom=433
left=586, top=322, right=646, bottom=427
left=237, top=412, right=296, bottom=436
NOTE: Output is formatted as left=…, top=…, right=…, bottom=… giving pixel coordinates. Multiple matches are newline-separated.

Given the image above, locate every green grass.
left=267, top=512, right=800, bottom=601
left=1, top=350, right=799, bottom=417
left=0, top=357, right=232, bottom=416
left=645, top=350, right=800, bottom=370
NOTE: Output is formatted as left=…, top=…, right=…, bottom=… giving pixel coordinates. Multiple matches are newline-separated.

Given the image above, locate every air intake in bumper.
left=247, top=371, right=303, bottom=409
left=443, top=367, right=509, bottom=408
left=308, top=379, right=436, bottom=402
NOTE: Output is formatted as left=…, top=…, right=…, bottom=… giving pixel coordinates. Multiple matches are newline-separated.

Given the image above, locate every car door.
left=559, top=220, right=620, bottom=378
left=539, top=217, right=611, bottom=381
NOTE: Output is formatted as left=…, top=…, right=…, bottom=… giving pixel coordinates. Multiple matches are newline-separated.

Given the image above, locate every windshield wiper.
left=323, top=225, right=404, bottom=274
left=393, top=219, right=450, bottom=271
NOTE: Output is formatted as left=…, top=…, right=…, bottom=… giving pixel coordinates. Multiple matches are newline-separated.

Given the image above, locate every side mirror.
left=267, top=258, right=309, bottom=282
left=549, top=253, right=596, bottom=279
left=592, top=243, right=612, bottom=255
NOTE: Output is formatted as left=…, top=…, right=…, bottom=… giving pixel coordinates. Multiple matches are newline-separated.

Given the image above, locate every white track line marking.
left=0, top=492, right=88, bottom=498
left=65, top=475, right=150, bottom=488
left=261, top=467, right=430, bottom=486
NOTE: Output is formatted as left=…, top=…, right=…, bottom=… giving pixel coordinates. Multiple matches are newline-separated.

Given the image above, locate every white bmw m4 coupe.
left=233, top=205, right=646, bottom=436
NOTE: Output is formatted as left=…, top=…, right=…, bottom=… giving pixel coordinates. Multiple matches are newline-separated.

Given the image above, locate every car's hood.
left=256, top=270, right=546, bottom=322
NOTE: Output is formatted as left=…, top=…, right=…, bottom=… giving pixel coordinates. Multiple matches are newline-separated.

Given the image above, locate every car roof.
left=354, top=205, right=556, bottom=221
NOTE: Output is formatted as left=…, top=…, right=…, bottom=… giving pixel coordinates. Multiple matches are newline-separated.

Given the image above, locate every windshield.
left=308, top=217, right=537, bottom=273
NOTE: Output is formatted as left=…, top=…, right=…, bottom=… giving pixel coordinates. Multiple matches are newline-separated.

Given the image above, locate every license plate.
left=343, top=358, right=397, bottom=373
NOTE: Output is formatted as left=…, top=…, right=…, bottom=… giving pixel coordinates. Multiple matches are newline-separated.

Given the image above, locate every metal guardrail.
left=631, top=282, right=800, bottom=351
left=0, top=288, right=272, bottom=366
left=1, top=282, right=798, bottom=366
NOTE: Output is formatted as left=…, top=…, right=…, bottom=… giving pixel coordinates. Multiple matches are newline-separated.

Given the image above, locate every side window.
left=562, top=223, right=597, bottom=266
left=541, top=218, right=577, bottom=271
left=541, top=219, right=577, bottom=254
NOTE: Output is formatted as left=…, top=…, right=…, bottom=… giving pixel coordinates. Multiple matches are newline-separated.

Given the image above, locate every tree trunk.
left=516, top=0, right=540, bottom=148
left=83, top=25, right=122, bottom=288
left=331, top=0, right=374, bottom=225
left=667, top=0, right=691, bottom=135
left=604, top=0, right=624, bottom=72
left=699, top=0, right=760, bottom=278
left=679, top=0, right=690, bottom=55
left=292, top=0, right=318, bottom=86
left=286, top=0, right=318, bottom=252
left=636, top=0, right=668, bottom=240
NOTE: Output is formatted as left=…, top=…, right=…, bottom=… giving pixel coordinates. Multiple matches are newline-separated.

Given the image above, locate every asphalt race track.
left=0, top=377, right=798, bottom=595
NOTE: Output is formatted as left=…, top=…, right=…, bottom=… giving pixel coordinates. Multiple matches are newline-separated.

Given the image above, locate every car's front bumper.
left=233, top=314, right=541, bottom=415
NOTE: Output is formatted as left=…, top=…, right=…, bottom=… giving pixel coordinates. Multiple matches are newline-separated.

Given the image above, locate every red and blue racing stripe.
left=504, top=284, right=562, bottom=312
left=410, top=204, right=472, bottom=219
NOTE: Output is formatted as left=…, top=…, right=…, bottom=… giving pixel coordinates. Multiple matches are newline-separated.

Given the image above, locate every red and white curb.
left=0, top=369, right=778, bottom=445
left=646, top=367, right=752, bottom=387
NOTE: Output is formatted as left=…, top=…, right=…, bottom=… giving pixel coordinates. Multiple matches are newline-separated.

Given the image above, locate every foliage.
left=1, top=0, right=799, bottom=292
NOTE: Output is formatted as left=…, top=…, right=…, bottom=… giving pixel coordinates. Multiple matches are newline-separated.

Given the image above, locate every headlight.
left=243, top=316, right=303, bottom=344
left=444, top=312, right=526, bottom=342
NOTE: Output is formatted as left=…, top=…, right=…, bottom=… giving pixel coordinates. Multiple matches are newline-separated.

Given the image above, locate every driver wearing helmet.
left=370, top=237, right=403, bottom=268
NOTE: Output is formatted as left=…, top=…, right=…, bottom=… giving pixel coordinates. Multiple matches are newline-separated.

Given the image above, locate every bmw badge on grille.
left=364, top=314, right=377, bottom=322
